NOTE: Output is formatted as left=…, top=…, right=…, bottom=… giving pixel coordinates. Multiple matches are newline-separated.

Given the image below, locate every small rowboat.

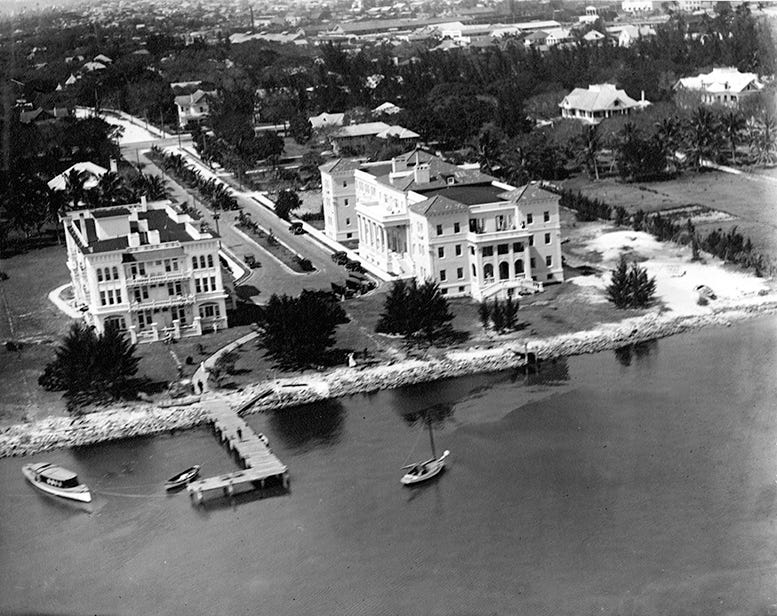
left=165, top=465, right=200, bottom=490
left=401, top=450, right=450, bottom=486
left=695, top=285, right=717, bottom=300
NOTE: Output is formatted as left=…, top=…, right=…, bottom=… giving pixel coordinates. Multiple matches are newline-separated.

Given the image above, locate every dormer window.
left=446, top=176, right=455, bottom=185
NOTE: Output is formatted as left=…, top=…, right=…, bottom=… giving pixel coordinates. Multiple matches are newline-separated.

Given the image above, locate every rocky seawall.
left=3, top=296, right=777, bottom=458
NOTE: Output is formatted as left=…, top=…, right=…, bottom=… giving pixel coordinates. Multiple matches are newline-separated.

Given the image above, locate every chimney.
left=413, top=162, right=430, bottom=184
left=109, top=158, right=118, bottom=173
left=140, top=195, right=147, bottom=207
left=641, top=90, right=645, bottom=102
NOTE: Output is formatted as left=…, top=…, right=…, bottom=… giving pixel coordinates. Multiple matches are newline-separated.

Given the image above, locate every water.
left=2, top=316, right=777, bottom=615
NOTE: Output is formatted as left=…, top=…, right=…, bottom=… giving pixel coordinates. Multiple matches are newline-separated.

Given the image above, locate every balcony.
left=355, top=202, right=408, bottom=226
left=466, top=227, right=531, bottom=243
left=125, top=270, right=192, bottom=286
left=129, top=294, right=195, bottom=311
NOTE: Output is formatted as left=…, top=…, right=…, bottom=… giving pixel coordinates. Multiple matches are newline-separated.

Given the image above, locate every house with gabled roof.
left=673, top=67, right=764, bottom=107
left=559, top=83, right=649, bottom=123
left=321, top=150, right=563, bottom=299
left=174, top=88, right=217, bottom=128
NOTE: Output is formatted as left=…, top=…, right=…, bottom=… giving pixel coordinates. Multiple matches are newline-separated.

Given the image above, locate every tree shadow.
left=267, top=399, right=346, bottom=450
left=235, top=284, right=260, bottom=300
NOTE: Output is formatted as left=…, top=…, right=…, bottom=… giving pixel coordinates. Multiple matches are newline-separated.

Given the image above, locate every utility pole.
left=159, top=109, right=165, bottom=139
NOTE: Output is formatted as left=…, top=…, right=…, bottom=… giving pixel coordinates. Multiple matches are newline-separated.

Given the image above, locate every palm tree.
left=63, top=169, right=88, bottom=208
left=579, top=124, right=600, bottom=180
left=132, top=173, right=170, bottom=200
left=721, top=110, right=746, bottom=165
left=654, top=116, right=682, bottom=169
left=96, top=171, right=130, bottom=204
left=748, top=113, right=777, bottom=166
left=686, top=107, right=721, bottom=170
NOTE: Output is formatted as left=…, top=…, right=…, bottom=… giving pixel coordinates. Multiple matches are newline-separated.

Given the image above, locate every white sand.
left=571, top=229, right=770, bottom=315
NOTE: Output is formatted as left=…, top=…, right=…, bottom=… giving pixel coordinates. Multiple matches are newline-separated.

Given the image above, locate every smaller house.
left=673, top=67, right=764, bottom=107
left=47, top=162, right=108, bottom=192
left=82, top=61, right=107, bottom=72
left=582, top=30, right=606, bottom=43
left=329, top=121, right=390, bottom=154
left=375, top=125, right=420, bottom=144
left=373, top=102, right=402, bottom=116
left=560, top=83, right=648, bottom=123
left=309, top=112, right=345, bottom=130
left=19, top=107, right=73, bottom=125
left=174, top=89, right=216, bottom=128
left=93, top=54, right=113, bottom=64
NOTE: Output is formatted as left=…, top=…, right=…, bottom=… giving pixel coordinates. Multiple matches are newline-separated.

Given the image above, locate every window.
left=192, top=256, right=198, bottom=270
left=100, top=291, right=107, bottom=306
left=97, top=268, right=103, bottom=282
left=530, top=258, right=536, bottom=269
left=199, top=256, right=206, bottom=269
left=471, top=264, right=477, bottom=277
left=438, top=247, right=445, bottom=258
left=207, top=254, right=214, bottom=268
left=439, top=269, right=447, bottom=281
left=347, top=233, right=352, bottom=239
left=454, top=222, right=460, bottom=233
left=455, top=244, right=462, bottom=256
left=528, top=235, right=534, bottom=247
left=138, top=310, right=153, bottom=328
left=497, top=244, right=508, bottom=255
left=482, top=246, right=493, bottom=257
left=547, top=273, right=554, bottom=280
left=115, top=290, right=122, bottom=304
left=544, top=232, right=551, bottom=244
left=545, top=255, right=552, bottom=267
left=112, top=267, right=118, bottom=280
left=513, top=242, right=524, bottom=252
left=346, top=217, right=350, bottom=225
left=195, top=278, right=202, bottom=293
left=210, top=276, right=216, bottom=291
left=469, top=246, right=475, bottom=255
left=199, top=304, right=220, bottom=319
left=458, top=286, right=465, bottom=292
left=543, top=210, right=550, bottom=222
left=172, top=259, right=179, bottom=271
left=344, top=199, right=349, bottom=206
left=457, top=267, right=464, bottom=279
left=515, top=259, right=524, bottom=274
left=526, top=213, right=533, bottom=225
left=342, top=181, right=347, bottom=188
left=436, top=224, right=443, bottom=236
left=483, top=263, right=494, bottom=279
left=168, top=282, right=182, bottom=296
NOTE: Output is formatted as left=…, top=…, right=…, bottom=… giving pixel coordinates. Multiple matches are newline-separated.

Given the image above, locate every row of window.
left=434, top=212, right=552, bottom=237
left=192, top=254, right=215, bottom=270
left=96, top=266, right=119, bottom=282
left=99, top=289, right=122, bottom=306
left=439, top=255, right=555, bottom=285
left=194, top=276, right=218, bottom=294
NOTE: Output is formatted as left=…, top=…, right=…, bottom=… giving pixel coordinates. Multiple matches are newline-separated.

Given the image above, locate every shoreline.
left=3, top=295, right=777, bottom=458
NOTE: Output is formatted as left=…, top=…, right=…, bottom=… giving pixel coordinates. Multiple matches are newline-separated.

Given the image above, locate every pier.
left=187, top=396, right=288, bottom=505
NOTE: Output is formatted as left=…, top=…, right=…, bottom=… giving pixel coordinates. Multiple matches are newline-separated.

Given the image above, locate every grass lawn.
left=0, top=244, right=73, bottom=423
left=561, top=170, right=777, bottom=256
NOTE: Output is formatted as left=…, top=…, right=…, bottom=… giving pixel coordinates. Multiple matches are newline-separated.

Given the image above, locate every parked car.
left=331, top=251, right=349, bottom=265
left=244, top=254, right=261, bottom=268
left=289, top=221, right=304, bottom=235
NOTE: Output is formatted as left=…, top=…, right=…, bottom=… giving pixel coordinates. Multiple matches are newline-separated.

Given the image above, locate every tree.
left=748, top=112, right=777, bottom=166
left=606, top=256, right=657, bottom=309
left=64, top=168, right=89, bottom=208
left=254, top=130, right=285, bottom=166
left=721, top=110, right=745, bottom=165
left=606, top=256, right=632, bottom=308
left=289, top=113, right=313, bottom=144
left=376, top=279, right=453, bottom=343
left=685, top=106, right=721, bottom=169
left=39, top=322, right=139, bottom=412
left=274, top=189, right=301, bottom=221
left=579, top=124, right=600, bottom=180
left=478, top=301, right=491, bottom=330
left=255, top=290, right=349, bottom=370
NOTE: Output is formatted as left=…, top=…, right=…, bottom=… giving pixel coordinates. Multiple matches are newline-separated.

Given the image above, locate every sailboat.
left=400, top=417, right=450, bottom=486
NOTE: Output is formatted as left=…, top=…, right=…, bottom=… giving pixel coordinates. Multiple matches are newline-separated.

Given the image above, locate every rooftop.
left=560, top=83, right=640, bottom=112
left=408, top=194, right=469, bottom=216
left=416, top=184, right=506, bottom=205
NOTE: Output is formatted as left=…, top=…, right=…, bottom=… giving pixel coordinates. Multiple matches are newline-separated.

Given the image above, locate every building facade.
left=174, top=89, right=216, bottom=128
left=674, top=67, right=764, bottom=107
left=323, top=150, right=564, bottom=301
left=559, top=83, right=648, bottom=124
left=62, top=198, right=228, bottom=343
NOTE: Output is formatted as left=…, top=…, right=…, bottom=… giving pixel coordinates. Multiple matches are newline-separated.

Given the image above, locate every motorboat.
left=695, top=284, right=717, bottom=300
left=165, top=465, right=201, bottom=490
left=22, top=462, right=92, bottom=503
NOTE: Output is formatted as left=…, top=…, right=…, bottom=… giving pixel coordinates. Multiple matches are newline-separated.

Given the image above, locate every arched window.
left=96, top=268, right=103, bottom=282
left=515, top=259, right=524, bottom=275
left=499, top=261, right=509, bottom=280
left=112, top=266, right=118, bottom=280
left=207, top=254, right=214, bottom=268
left=192, top=256, right=198, bottom=270
left=483, top=263, right=494, bottom=279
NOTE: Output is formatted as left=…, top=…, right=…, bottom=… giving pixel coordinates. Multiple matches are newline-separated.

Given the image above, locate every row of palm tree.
left=156, top=150, right=239, bottom=211
left=62, top=168, right=170, bottom=210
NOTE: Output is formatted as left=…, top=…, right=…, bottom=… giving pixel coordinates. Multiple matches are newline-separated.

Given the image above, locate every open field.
left=561, top=170, right=777, bottom=256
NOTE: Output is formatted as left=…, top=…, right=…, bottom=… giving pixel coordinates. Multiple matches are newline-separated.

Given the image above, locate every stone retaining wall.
left=3, top=297, right=776, bottom=458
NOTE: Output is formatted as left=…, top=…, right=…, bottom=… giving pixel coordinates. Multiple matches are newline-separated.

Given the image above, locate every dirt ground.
left=561, top=170, right=777, bottom=255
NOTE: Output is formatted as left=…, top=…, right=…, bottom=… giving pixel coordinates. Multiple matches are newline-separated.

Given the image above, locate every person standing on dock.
left=237, top=427, right=243, bottom=441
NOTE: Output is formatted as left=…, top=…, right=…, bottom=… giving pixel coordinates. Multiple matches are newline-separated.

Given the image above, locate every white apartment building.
left=326, top=150, right=563, bottom=301
left=62, top=198, right=228, bottom=344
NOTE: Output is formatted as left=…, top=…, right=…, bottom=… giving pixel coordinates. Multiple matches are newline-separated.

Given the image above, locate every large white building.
left=674, top=67, right=764, bottom=107
left=62, top=198, right=228, bottom=343
left=559, top=83, right=649, bottom=124
left=322, top=150, right=564, bottom=301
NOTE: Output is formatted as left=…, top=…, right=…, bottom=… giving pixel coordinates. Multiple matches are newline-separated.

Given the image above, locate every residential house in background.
left=47, top=162, right=108, bottom=192
left=673, top=67, right=764, bottom=107
left=61, top=198, right=227, bottom=343
left=174, top=88, right=217, bottom=128
left=621, top=0, right=659, bottom=13
left=329, top=121, right=418, bottom=155
left=322, top=150, right=563, bottom=300
left=309, top=111, right=345, bottom=130
left=559, top=83, right=649, bottom=123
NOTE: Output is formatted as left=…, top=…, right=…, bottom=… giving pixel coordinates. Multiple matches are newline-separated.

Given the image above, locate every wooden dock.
left=187, top=396, right=288, bottom=505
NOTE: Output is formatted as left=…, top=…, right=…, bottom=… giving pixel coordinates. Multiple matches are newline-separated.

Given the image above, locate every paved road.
left=124, top=145, right=351, bottom=302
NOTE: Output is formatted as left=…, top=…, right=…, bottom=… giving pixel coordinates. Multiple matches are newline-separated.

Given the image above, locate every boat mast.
left=427, top=417, right=437, bottom=459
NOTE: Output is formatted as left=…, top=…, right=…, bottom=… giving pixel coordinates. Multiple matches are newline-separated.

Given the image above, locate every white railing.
left=129, top=295, right=195, bottom=311
left=125, top=270, right=192, bottom=286
left=477, top=277, right=544, bottom=300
